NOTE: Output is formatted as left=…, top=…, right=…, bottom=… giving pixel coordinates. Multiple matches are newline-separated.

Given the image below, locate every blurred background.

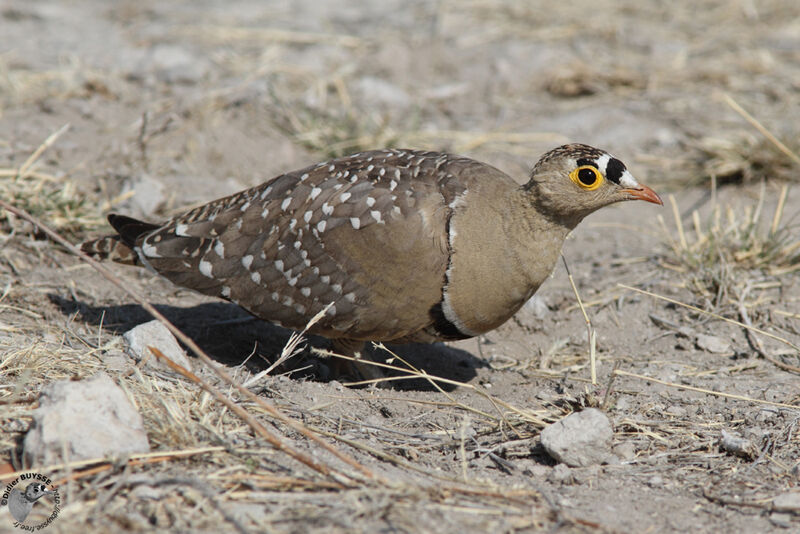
left=1, top=0, right=797, bottom=225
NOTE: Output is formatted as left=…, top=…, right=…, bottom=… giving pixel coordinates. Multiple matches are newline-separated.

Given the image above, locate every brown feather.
left=81, top=145, right=661, bottom=353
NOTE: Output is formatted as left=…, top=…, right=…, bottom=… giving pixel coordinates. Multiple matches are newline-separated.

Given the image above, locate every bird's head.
left=525, top=143, right=662, bottom=227
left=24, top=482, right=53, bottom=502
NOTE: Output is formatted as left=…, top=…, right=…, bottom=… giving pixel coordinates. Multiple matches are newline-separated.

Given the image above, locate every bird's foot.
left=326, top=339, right=387, bottom=385
left=326, top=351, right=386, bottom=384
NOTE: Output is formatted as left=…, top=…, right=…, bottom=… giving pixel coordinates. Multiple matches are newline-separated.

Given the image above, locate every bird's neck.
left=505, top=187, right=574, bottom=288
left=522, top=180, right=585, bottom=231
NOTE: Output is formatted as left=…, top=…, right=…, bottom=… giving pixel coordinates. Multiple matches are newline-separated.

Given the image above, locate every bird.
left=7, top=482, right=53, bottom=523
left=82, top=144, right=662, bottom=378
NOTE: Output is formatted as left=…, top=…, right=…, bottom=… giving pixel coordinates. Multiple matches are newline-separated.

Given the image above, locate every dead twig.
left=736, top=281, right=770, bottom=360
left=149, top=347, right=352, bottom=486
left=721, top=93, right=800, bottom=167
left=0, top=447, right=226, bottom=486
left=17, top=124, right=71, bottom=179
left=601, top=361, right=620, bottom=411
left=614, top=370, right=799, bottom=411
left=562, top=254, right=597, bottom=385
left=371, top=343, right=525, bottom=439
left=620, top=284, right=800, bottom=374
left=315, top=348, right=550, bottom=427
left=243, top=303, right=332, bottom=387
left=703, top=486, right=773, bottom=510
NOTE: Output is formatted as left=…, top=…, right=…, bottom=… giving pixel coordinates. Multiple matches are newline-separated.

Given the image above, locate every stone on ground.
left=23, top=373, right=150, bottom=465
left=123, top=319, right=193, bottom=372
left=540, top=408, right=614, bottom=467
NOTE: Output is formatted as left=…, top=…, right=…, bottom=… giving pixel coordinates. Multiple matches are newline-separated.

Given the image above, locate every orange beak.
left=621, top=185, right=663, bottom=205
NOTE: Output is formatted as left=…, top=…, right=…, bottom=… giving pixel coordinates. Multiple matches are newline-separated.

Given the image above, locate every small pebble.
left=720, top=430, right=757, bottom=459
left=773, top=492, right=800, bottom=512
left=613, top=441, right=637, bottom=461
left=123, top=320, right=193, bottom=372
left=696, top=334, right=731, bottom=354
left=548, top=463, right=574, bottom=484
left=665, top=405, right=687, bottom=417
left=769, top=513, right=794, bottom=528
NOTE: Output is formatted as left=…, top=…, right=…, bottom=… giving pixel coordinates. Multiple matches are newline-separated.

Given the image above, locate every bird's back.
left=83, top=149, right=520, bottom=342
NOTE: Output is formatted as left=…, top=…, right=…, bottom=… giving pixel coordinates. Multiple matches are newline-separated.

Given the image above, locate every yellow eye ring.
left=569, top=165, right=603, bottom=191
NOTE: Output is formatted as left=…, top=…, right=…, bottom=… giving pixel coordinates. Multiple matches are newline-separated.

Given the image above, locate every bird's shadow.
left=51, top=294, right=484, bottom=391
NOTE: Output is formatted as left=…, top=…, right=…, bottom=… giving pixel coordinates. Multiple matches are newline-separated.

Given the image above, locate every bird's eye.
left=569, top=165, right=603, bottom=191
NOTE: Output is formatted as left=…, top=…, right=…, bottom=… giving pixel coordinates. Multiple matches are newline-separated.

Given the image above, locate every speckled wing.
left=133, top=149, right=478, bottom=341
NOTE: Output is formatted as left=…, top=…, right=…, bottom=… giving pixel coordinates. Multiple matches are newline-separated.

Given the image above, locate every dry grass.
left=266, top=77, right=404, bottom=158
left=0, top=315, right=568, bottom=532
left=659, top=93, right=800, bottom=297
left=0, top=126, right=103, bottom=239
left=659, top=185, right=799, bottom=297
left=686, top=93, right=800, bottom=188
left=264, top=72, right=568, bottom=161
left=693, top=134, right=799, bottom=186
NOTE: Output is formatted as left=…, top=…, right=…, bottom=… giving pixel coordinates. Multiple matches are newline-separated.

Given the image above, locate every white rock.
left=613, top=441, right=636, bottom=461
left=540, top=408, right=614, bottom=467
left=720, top=429, right=756, bottom=459
left=773, top=492, right=800, bottom=512
left=123, top=320, right=193, bottom=373
left=696, top=334, right=732, bottom=354
left=23, top=373, right=150, bottom=465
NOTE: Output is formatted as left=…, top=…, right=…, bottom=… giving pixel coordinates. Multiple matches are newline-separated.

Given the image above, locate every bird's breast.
left=440, top=189, right=567, bottom=337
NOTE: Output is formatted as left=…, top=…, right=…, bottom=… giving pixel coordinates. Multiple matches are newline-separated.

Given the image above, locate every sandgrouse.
left=82, top=145, right=661, bottom=376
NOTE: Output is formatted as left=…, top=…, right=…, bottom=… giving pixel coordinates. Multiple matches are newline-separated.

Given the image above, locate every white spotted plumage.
left=85, top=144, right=660, bottom=359
left=113, top=149, right=476, bottom=340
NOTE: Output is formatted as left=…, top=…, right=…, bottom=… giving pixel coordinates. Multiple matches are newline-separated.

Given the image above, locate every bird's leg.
left=329, top=338, right=385, bottom=382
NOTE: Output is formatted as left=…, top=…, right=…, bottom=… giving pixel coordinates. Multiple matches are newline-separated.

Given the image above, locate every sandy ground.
left=1, top=1, right=799, bottom=532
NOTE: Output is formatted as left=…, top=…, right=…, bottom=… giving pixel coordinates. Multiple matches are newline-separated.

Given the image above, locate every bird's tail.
left=80, top=214, right=160, bottom=266
left=80, top=234, right=141, bottom=265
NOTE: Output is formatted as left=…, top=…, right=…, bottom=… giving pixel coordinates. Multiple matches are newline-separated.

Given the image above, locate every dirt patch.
left=1, top=1, right=799, bottom=532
